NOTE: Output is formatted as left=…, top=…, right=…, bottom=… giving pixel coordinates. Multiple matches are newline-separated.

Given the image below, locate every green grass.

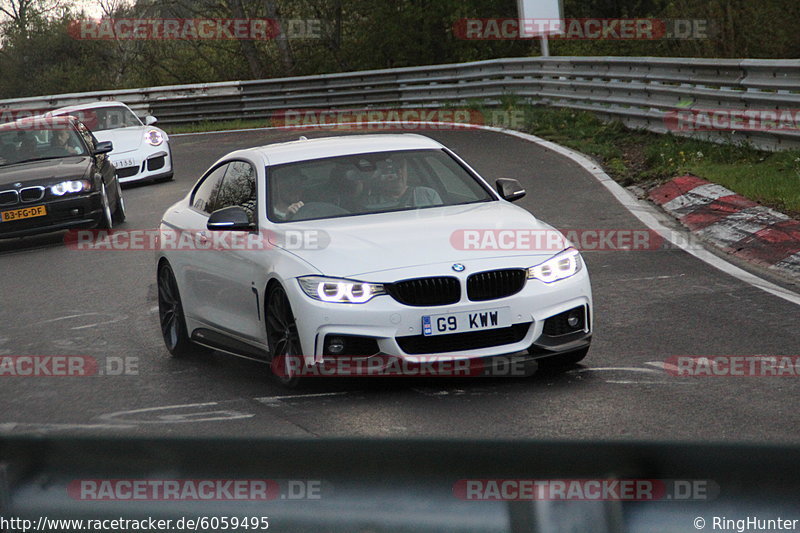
left=165, top=118, right=272, bottom=135
left=163, top=105, right=800, bottom=217
left=502, top=105, right=800, bottom=217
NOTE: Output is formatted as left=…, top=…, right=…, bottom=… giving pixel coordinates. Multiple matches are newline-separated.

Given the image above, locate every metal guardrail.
left=2, top=56, right=800, bottom=150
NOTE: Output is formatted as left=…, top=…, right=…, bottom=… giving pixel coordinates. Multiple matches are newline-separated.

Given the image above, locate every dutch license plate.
left=1, top=205, right=47, bottom=222
left=422, top=307, right=511, bottom=336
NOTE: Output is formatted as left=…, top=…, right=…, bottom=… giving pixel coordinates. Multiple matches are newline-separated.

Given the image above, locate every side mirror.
left=144, top=115, right=158, bottom=126
left=207, top=206, right=255, bottom=231
left=94, top=141, right=113, bottom=155
left=495, top=178, right=526, bottom=202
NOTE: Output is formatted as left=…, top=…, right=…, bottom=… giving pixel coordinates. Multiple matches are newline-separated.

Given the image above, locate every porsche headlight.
left=298, top=276, right=386, bottom=303
left=144, top=129, right=163, bottom=146
left=527, top=247, right=582, bottom=283
left=50, top=180, right=92, bottom=196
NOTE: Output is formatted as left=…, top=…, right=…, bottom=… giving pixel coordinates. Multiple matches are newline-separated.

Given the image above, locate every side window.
left=216, top=161, right=257, bottom=224
left=191, top=164, right=228, bottom=214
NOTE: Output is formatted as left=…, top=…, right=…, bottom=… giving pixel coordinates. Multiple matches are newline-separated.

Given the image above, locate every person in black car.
left=47, top=129, right=83, bottom=156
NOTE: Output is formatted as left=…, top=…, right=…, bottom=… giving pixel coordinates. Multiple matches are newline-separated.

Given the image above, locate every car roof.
left=50, top=101, right=131, bottom=114
left=240, top=134, right=445, bottom=166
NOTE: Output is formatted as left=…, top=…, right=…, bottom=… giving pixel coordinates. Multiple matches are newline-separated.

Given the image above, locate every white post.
left=540, top=34, right=550, bottom=57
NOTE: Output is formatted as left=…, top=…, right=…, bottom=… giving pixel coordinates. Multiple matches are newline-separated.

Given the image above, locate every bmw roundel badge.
left=452, top=263, right=465, bottom=272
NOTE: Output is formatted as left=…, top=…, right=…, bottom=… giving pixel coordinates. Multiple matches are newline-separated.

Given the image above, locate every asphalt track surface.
left=1, top=127, right=798, bottom=442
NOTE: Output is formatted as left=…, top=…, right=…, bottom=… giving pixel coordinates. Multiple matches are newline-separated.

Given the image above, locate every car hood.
left=271, top=202, right=570, bottom=278
left=0, top=157, right=92, bottom=186
left=94, top=127, right=145, bottom=154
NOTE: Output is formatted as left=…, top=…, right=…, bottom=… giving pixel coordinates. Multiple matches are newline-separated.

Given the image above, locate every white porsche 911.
left=156, top=134, right=592, bottom=385
left=49, top=101, right=173, bottom=184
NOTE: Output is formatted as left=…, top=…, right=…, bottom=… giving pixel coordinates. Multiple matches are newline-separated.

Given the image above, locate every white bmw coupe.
left=50, top=101, right=173, bottom=184
left=157, top=134, right=592, bottom=385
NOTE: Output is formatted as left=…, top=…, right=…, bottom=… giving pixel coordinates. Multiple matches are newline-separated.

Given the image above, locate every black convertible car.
left=0, top=115, right=125, bottom=239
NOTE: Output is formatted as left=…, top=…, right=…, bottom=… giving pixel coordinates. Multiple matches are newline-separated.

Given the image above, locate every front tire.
left=112, top=179, right=126, bottom=224
left=97, top=182, right=114, bottom=229
left=157, top=262, right=210, bottom=358
left=265, top=284, right=305, bottom=387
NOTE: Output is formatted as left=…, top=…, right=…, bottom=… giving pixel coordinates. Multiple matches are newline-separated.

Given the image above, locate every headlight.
left=50, top=180, right=92, bottom=196
left=298, top=276, right=386, bottom=303
left=527, top=247, right=582, bottom=283
left=144, top=129, right=163, bottom=146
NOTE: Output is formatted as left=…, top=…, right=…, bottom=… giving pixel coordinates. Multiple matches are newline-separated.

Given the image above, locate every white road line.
left=644, top=360, right=680, bottom=373
left=0, top=422, right=137, bottom=433
left=569, top=366, right=663, bottom=374
left=99, top=401, right=254, bottom=423
left=176, top=121, right=800, bottom=306
left=254, top=391, right=351, bottom=404
left=618, top=274, right=686, bottom=282
left=71, top=315, right=128, bottom=330
left=36, top=312, right=97, bottom=323
left=411, top=388, right=451, bottom=396
left=35, top=312, right=128, bottom=330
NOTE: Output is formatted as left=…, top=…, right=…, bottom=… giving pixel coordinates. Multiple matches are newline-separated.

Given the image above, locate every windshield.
left=67, top=106, right=142, bottom=132
left=0, top=125, right=89, bottom=166
left=267, top=149, right=493, bottom=222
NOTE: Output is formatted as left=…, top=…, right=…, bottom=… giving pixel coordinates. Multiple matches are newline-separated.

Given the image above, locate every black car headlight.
left=50, top=180, right=92, bottom=196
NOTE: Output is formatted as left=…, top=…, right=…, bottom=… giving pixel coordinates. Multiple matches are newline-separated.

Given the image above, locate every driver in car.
left=48, top=129, right=82, bottom=156
left=272, top=175, right=305, bottom=220
left=372, top=158, right=442, bottom=208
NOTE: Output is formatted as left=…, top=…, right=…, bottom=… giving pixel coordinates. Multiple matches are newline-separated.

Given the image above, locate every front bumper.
left=0, top=192, right=105, bottom=239
left=114, top=142, right=173, bottom=184
left=284, top=265, right=592, bottom=365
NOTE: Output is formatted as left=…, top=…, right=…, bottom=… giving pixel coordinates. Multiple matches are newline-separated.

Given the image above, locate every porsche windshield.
left=267, top=149, right=493, bottom=222
left=70, top=106, right=142, bottom=132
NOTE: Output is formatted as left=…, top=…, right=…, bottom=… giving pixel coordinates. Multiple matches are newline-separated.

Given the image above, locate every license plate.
left=112, top=158, right=136, bottom=168
left=422, top=307, right=511, bottom=336
left=1, top=205, right=47, bottom=222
